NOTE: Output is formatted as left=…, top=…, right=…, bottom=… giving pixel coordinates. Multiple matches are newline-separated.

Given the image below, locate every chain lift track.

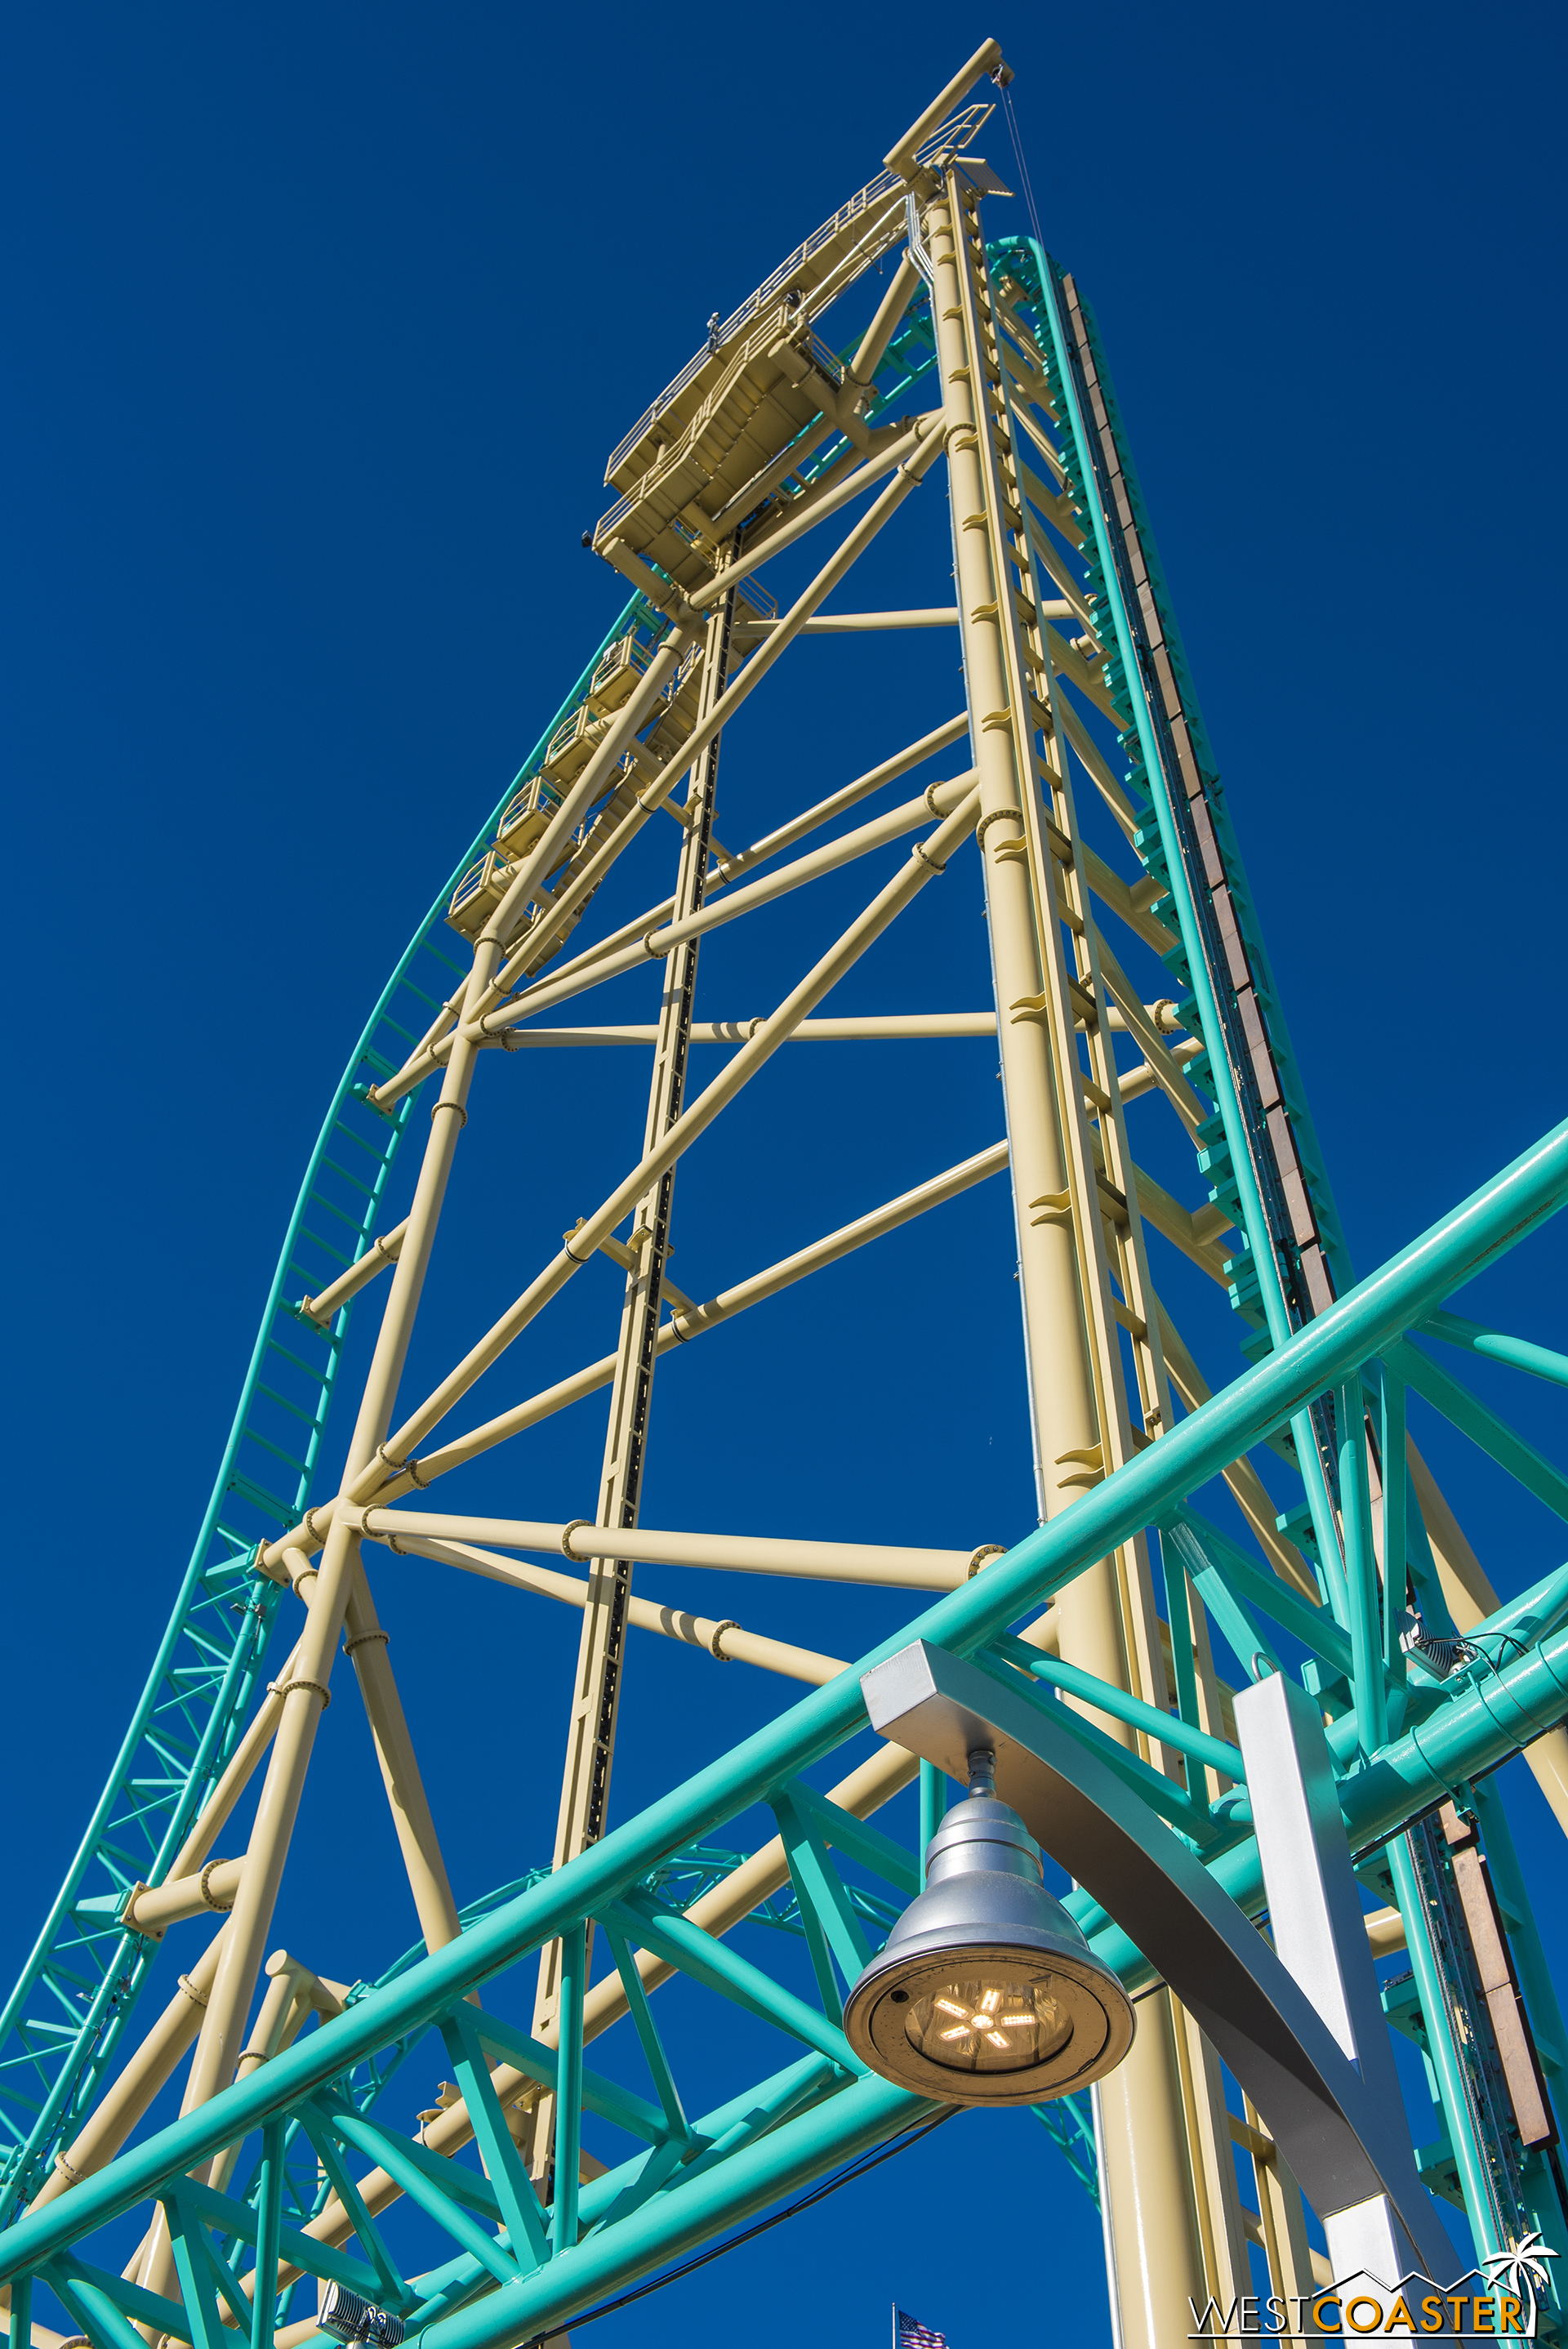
left=5, top=41, right=1568, bottom=2349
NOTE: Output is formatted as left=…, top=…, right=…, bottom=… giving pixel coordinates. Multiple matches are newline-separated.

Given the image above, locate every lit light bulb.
left=843, top=1761, right=1135, bottom=2104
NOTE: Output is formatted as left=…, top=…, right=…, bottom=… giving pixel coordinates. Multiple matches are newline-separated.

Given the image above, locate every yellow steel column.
left=125, top=966, right=497, bottom=2342
left=926, top=172, right=1222, bottom=2348
left=924, top=186, right=1099, bottom=1513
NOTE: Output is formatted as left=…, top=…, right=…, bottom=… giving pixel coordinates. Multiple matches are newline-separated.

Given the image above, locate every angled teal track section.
left=2, top=1118, right=1566, bottom=2348
left=1004, top=234, right=1352, bottom=1344
left=10, top=200, right=1566, bottom=2333
left=0, top=591, right=662, bottom=2225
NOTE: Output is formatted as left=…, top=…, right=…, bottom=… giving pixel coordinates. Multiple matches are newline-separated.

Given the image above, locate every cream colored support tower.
left=125, top=947, right=488, bottom=2321
left=529, top=596, right=733, bottom=2178
left=14, top=64, right=1391, bottom=2349
left=924, top=167, right=1259, bottom=2348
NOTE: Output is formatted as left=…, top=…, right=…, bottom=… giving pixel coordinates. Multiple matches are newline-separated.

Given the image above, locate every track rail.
left=8, top=111, right=1568, bottom=2341
left=2, top=1123, right=1566, bottom=2341
left=0, top=593, right=660, bottom=2222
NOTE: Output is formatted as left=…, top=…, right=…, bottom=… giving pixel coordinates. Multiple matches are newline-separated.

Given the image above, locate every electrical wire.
left=999, top=80, right=1045, bottom=251
left=523, top=2105, right=964, bottom=2344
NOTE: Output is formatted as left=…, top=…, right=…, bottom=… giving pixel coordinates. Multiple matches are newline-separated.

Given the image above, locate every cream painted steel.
left=599, top=426, right=942, bottom=785
left=489, top=1015, right=1004, bottom=1045
left=685, top=418, right=937, bottom=612
left=13, top=60, right=1530, bottom=2349
left=158, top=1638, right=301, bottom=1883
left=253, top=1139, right=1013, bottom=1579
left=298, top=1221, right=408, bottom=1327
left=383, top=1533, right=850, bottom=1687
left=205, top=1955, right=349, bottom=2201
left=24, top=1933, right=229, bottom=2213
left=126, top=973, right=489, bottom=2311
left=927, top=170, right=1250, bottom=2338
left=180, top=933, right=488, bottom=2138
left=1004, top=244, right=1264, bottom=2349
left=374, top=452, right=945, bottom=1109
left=509, top=714, right=970, bottom=1005
left=340, top=1562, right=464, bottom=1960
left=368, top=632, right=695, bottom=1109
left=363, top=1512, right=981, bottom=1591
left=390, top=1128, right=1008, bottom=1482
left=121, top=1864, right=244, bottom=1940
left=730, top=608, right=964, bottom=637
left=486, top=1012, right=1200, bottom=1053
left=1152, top=1301, right=1317, bottom=1598
left=356, top=789, right=982, bottom=1491
left=480, top=773, right=978, bottom=1035
left=247, top=1743, right=924, bottom=2297
left=884, top=37, right=1004, bottom=184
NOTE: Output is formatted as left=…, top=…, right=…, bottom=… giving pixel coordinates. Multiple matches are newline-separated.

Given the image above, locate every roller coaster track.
left=0, top=594, right=671, bottom=2223
left=6, top=43, right=1568, bottom=2349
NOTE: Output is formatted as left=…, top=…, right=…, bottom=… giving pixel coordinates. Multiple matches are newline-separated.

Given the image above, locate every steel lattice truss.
left=6, top=39, right=1568, bottom=2349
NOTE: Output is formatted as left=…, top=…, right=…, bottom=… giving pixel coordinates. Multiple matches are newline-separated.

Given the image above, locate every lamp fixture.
left=320, top=2285, right=406, bottom=2347
left=842, top=1748, right=1135, bottom=2106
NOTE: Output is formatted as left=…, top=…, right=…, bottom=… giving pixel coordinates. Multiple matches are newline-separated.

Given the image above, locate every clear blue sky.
left=4, top=4, right=1566, bottom=2344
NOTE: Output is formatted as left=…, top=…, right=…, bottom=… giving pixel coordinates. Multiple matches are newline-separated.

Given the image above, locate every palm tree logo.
left=1481, top=2232, right=1558, bottom=2336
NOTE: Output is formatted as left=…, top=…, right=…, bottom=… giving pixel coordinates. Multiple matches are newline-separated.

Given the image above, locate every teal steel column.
left=1387, top=1835, right=1504, bottom=2261
left=251, top=2118, right=284, bottom=2349
left=1027, top=247, right=1290, bottom=1358
left=554, top=1922, right=585, bottom=2255
left=918, top=1760, right=946, bottom=1882
left=1377, top=1365, right=1410, bottom=1688
left=1026, top=236, right=1356, bottom=1648
left=412, top=2075, right=942, bottom=2349
left=1337, top=1378, right=1387, bottom=1754
left=2, top=1121, right=1567, bottom=2298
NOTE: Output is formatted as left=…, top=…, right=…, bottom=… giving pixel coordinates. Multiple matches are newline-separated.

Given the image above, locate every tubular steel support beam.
left=361, top=790, right=980, bottom=1486
left=256, top=1140, right=1012, bottom=1572
left=884, top=38, right=1006, bottom=184
left=481, top=773, right=976, bottom=1036
left=15, top=82, right=1568, bottom=2349
left=529, top=592, right=740, bottom=2119
left=860, top=1638, right=1450, bottom=2270
left=385, top=1532, right=849, bottom=1687
left=7, top=1118, right=1565, bottom=2333
left=519, top=715, right=973, bottom=1005
left=364, top=1512, right=982, bottom=1591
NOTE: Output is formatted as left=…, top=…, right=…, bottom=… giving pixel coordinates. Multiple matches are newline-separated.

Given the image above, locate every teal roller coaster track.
left=6, top=47, right=1568, bottom=2349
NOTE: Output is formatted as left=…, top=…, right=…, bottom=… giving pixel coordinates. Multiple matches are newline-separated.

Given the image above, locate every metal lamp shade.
left=843, top=1791, right=1134, bottom=2106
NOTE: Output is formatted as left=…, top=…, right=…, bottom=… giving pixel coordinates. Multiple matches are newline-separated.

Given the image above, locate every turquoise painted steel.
left=1013, top=1649, right=1244, bottom=1782
left=1387, top=1835, right=1506, bottom=2258
left=997, top=230, right=1568, bottom=2272
left=1010, top=232, right=1367, bottom=1670
left=1395, top=1338, right=1568, bottom=1523
left=0, top=265, right=961, bottom=2240
left=11, top=204, right=1568, bottom=2348
left=0, top=588, right=667, bottom=2223
left=3, top=1119, right=1568, bottom=2342
left=1422, top=1311, right=1568, bottom=1391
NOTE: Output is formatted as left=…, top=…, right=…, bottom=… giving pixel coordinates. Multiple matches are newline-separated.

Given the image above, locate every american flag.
left=897, top=2311, right=950, bottom=2349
